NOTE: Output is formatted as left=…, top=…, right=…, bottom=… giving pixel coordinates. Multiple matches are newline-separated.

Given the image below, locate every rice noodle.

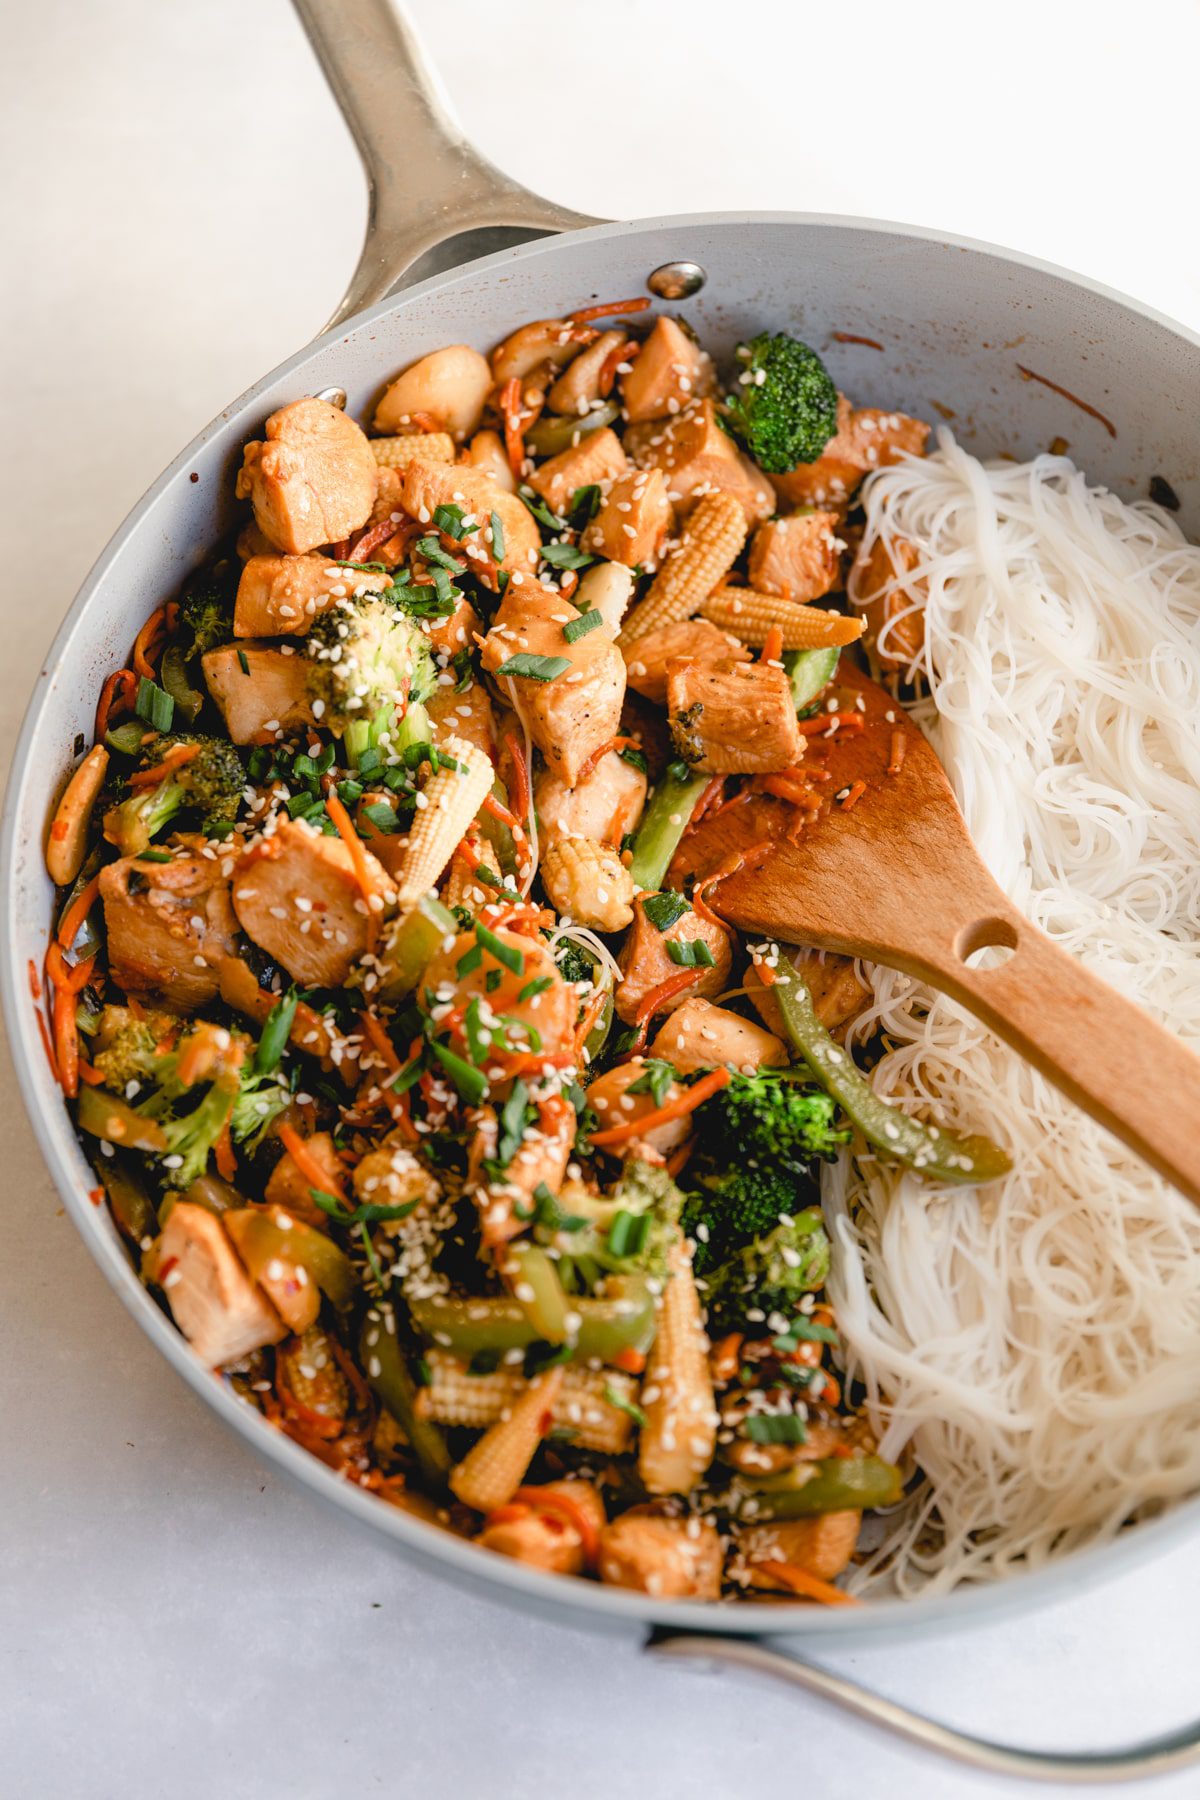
left=827, top=433, right=1200, bottom=1596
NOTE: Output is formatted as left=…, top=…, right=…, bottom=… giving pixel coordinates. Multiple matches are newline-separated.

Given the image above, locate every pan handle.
left=291, top=0, right=603, bottom=329
left=647, top=1633, right=1200, bottom=1784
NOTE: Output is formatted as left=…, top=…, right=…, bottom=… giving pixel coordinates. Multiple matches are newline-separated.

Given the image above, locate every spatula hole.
left=956, top=916, right=1018, bottom=968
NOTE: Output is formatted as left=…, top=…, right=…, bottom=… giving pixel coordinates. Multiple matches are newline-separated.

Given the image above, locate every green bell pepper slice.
left=731, top=1453, right=904, bottom=1519
left=409, top=1274, right=657, bottom=1364
left=362, top=1307, right=452, bottom=1487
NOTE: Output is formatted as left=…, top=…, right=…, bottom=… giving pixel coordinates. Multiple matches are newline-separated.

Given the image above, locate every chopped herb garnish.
left=780, top=1318, right=840, bottom=1346
left=667, top=937, right=716, bottom=968
left=236, top=650, right=250, bottom=677
left=568, top=483, right=603, bottom=527
left=463, top=996, right=491, bottom=1067
left=495, top=1080, right=531, bottom=1168
left=641, top=890, right=691, bottom=932
left=476, top=922, right=525, bottom=975
left=667, top=758, right=692, bottom=782
left=518, top=975, right=555, bottom=1004
left=361, top=801, right=401, bottom=834
left=253, top=987, right=297, bottom=1075
left=626, top=1059, right=676, bottom=1107
left=498, top=1014, right=541, bottom=1052
left=456, top=943, right=483, bottom=978
left=540, top=541, right=594, bottom=572
left=416, top=534, right=466, bottom=574
left=531, top=1181, right=588, bottom=1233
left=336, top=778, right=364, bottom=805
left=357, top=746, right=383, bottom=778
left=604, top=1383, right=647, bottom=1429
left=485, top=967, right=503, bottom=994
left=135, top=848, right=173, bottom=864
left=331, top=558, right=388, bottom=572
left=495, top=653, right=571, bottom=683
left=452, top=648, right=474, bottom=692
left=518, top=487, right=565, bottom=531
left=287, top=791, right=322, bottom=820
left=135, top=676, right=174, bottom=733
left=309, top=1187, right=417, bottom=1228
left=618, top=745, right=648, bottom=775
left=563, top=608, right=602, bottom=644
left=606, top=1209, right=650, bottom=1259
left=432, top=503, right=477, bottom=540
left=745, top=1413, right=807, bottom=1446
left=488, top=509, right=505, bottom=562
left=430, top=1040, right=488, bottom=1106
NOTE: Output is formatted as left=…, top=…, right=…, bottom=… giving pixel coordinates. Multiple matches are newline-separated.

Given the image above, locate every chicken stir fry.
left=43, top=297, right=1008, bottom=1607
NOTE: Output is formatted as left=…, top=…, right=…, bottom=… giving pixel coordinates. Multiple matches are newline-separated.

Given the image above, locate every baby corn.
left=618, top=490, right=747, bottom=646
left=639, top=1239, right=718, bottom=1495
left=422, top=1351, right=638, bottom=1454
left=540, top=837, right=634, bottom=932
left=393, top=736, right=494, bottom=910
left=449, top=1366, right=565, bottom=1512
left=700, top=585, right=865, bottom=649
left=369, top=433, right=456, bottom=469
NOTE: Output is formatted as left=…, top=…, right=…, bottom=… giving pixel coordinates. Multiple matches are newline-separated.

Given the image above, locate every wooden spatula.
left=709, top=660, right=1200, bottom=1206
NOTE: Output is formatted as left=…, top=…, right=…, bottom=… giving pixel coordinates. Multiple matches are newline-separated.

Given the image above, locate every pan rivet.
left=315, top=386, right=348, bottom=410
left=647, top=261, right=706, bottom=300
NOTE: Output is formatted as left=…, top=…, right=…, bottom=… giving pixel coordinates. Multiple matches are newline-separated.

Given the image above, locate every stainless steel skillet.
left=5, top=0, right=1200, bottom=1779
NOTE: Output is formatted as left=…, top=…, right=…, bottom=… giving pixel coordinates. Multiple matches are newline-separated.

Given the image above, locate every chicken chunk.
left=535, top=749, right=646, bottom=847
left=264, top=1130, right=346, bottom=1228
left=850, top=531, right=925, bottom=669
left=223, top=1206, right=321, bottom=1335
left=421, top=590, right=482, bottom=660
left=740, top=1511, right=862, bottom=1588
left=546, top=331, right=625, bottom=414
left=468, top=1099, right=575, bottom=1246
left=372, top=344, right=492, bottom=440
left=771, top=397, right=930, bottom=509
left=620, top=316, right=714, bottom=423
left=156, top=1202, right=285, bottom=1368
left=526, top=428, right=627, bottom=516
left=477, top=1480, right=606, bottom=1576
left=481, top=587, right=626, bottom=786
left=235, top=398, right=377, bottom=555
left=615, top=896, right=732, bottom=1024
left=395, top=462, right=540, bottom=583
left=233, top=554, right=391, bottom=638
left=599, top=1511, right=722, bottom=1599
left=623, top=617, right=750, bottom=707
left=667, top=658, right=802, bottom=774
left=428, top=678, right=497, bottom=762
left=581, top=467, right=672, bottom=568
left=231, top=818, right=395, bottom=987
left=201, top=642, right=316, bottom=744
left=625, top=400, right=774, bottom=526
left=422, top=927, right=575, bottom=1062
left=586, top=1061, right=691, bottom=1156
left=651, top=997, right=787, bottom=1074
left=100, top=849, right=239, bottom=1012
left=748, top=509, right=843, bottom=604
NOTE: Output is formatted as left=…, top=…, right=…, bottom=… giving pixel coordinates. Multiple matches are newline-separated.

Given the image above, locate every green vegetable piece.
left=541, top=542, right=594, bottom=573
left=506, top=1243, right=572, bottom=1344
left=104, top=720, right=149, bottom=757
left=562, top=608, right=602, bottom=643
left=409, top=1275, right=657, bottom=1363
left=783, top=645, right=840, bottom=713
left=489, top=510, right=505, bottom=562
left=475, top=922, right=524, bottom=975
left=771, top=958, right=1013, bottom=1184
left=731, top=1453, right=904, bottom=1519
left=494, top=653, right=570, bottom=683
left=700, top=1210, right=831, bottom=1330
left=159, top=645, right=205, bottom=724
left=227, top=1206, right=355, bottom=1311
left=745, top=1413, right=806, bottom=1446
left=666, top=938, right=715, bottom=968
left=94, top=1156, right=158, bottom=1244
left=431, top=1041, right=488, bottom=1106
left=374, top=893, right=457, bottom=1003
left=253, top=988, right=297, bottom=1075
left=723, top=332, right=839, bottom=473
left=641, top=890, right=692, bottom=933
left=135, top=677, right=174, bottom=734
left=77, top=1084, right=169, bottom=1152
left=524, top=399, right=620, bottom=458
left=363, top=1307, right=452, bottom=1487
left=628, top=768, right=710, bottom=892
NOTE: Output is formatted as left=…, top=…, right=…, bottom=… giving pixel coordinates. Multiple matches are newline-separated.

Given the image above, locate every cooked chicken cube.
left=231, top=818, right=395, bottom=987
left=156, top=1202, right=285, bottom=1368
left=235, top=398, right=377, bottom=555
left=740, top=1511, right=862, bottom=1587
left=422, top=926, right=575, bottom=1063
left=535, top=749, right=646, bottom=847
left=598, top=1511, right=722, bottom=1599
left=421, top=590, right=483, bottom=660
left=586, top=1060, right=691, bottom=1155
left=626, top=399, right=774, bottom=526
left=201, top=642, right=316, bottom=745
left=233, top=554, right=391, bottom=638
left=99, top=849, right=239, bottom=1012
left=666, top=658, right=802, bottom=774
left=428, top=678, right=498, bottom=762
left=547, top=330, right=625, bottom=414
left=748, top=509, right=844, bottom=603
left=620, top=316, right=714, bottom=423
left=477, top=1479, right=607, bottom=1576
left=771, top=397, right=930, bottom=509
left=623, top=617, right=750, bottom=706
left=395, top=462, right=540, bottom=583
left=615, top=896, right=732, bottom=1024
left=526, top=427, right=627, bottom=516
left=372, top=344, right=492, bottom=440
left=850, top=531, right=925, bottom=669
left=481, top=587, right=626, bottom=786
left=469, top=1098, right=575, bottom=1246
left=223, top=1206, right=322, bottom=1335
left=581, top=467, right=672, bottom=568
left=651, top=997, right=787, bottom=1074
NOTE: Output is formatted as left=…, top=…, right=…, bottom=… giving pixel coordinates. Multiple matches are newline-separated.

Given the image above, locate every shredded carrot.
left=831, top=331, right=884, bottom=352
left=749, top=1559, right=859, bottom=1607
left=503, top=730, right=531, bottom=831
left=710, top=1332, right=744, bottom=1383
left=52, top=983, right=80, bottom=1098
left=886, top=730, right=907, bottom=776
left=348, top=512, right=410, bottom=566
left=568, top=297, right=651, bottom=324
left=797, top=711, right=864, bottom=736
left=634, top=967, right=705, bottom=1028
left=361, top=1012, right=419, bottom=1138
left=214, top=1118, right=237, bottom=1181
left=574, top=989, right=607, bottom=1054
left=692, top=841, right=773, bottom=929
left=591, top=1065, right=731, bottom=1148
left=325, top=791, right=380, bottom=951
left=511, top=1485, right=601, bottom=1568
left=760, top=625, right=784, bottom=665
left=753, top=955, right=777, bottom=989
left=683, top=775, right=725, bottom=836
left=574, top=735, right=639, bottom=787
left=482, top=791, right=526, bottom=840
left=77, top=1059, right=105, bottom=1086
left=499, top=376, right=529, bottom=478
left=666, top=1139, right=695, bottom=1180
left=127, top=741, right=201, bottom=789
left=598, top=336, right=640, bottom=396
left=27, top=959, right=42, bottom=1002
left=94, top=667, right=138, bottom=740
left=46, top=941, right=96, bottom=994
left=131, top=606, right=168, bottom=681
left=56, top=873, right=103, bottom=950
left=840, top=779, right=867, bottom=811
left=611, top=1345, right=646, bottom=1376
left=278, top=1121, right=348, bottom=1202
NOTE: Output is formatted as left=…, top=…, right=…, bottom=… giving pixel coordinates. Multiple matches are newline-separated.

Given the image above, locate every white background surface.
left=3, top=1, right=1200, bottom=1795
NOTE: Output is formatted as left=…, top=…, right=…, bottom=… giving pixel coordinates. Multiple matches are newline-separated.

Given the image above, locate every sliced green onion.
left=135, top=677, right=174, bottom=733
left=563, top=608, right=602, bottom=643
left=494, top=653, right=570, bottom=683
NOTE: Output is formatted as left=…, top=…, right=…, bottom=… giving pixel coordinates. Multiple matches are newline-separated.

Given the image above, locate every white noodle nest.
left=828, top=434, right=1200, bottom=1596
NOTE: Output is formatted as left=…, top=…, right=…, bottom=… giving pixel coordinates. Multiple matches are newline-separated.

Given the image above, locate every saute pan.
left=5, top=1, right=1200, bottom=1779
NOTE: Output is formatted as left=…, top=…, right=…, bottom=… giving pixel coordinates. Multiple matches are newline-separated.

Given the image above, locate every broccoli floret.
left=93, top=1004, right=178, bottom=1091
left=552, top=938, right=599, bottom=990
left=306, top=595, right=437, bottom=762
left=230, top=1069, right=291, bottom=1152
left=700, top=1209, right=831, bottom=1331
left=681, top=1069, right=847, bottom=1272
left=539, top=1160, right=683, bottom=1293
left=178, top=561, right=237, bottom=658
left=103, top=734, right=244, bottom=855
left=723, top=332, right=839, bottom=473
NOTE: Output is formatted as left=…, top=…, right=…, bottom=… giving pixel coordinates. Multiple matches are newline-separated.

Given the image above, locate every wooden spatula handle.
left=916, top=912, right=1200, bottom=1207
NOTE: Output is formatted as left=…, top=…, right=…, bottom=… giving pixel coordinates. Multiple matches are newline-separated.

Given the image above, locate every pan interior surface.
left=6, top=211, right=1200, bottom=1642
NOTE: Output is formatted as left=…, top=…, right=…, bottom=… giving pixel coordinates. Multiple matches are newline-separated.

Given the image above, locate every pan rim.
left=5, top=206, right=1200, bottom=1642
